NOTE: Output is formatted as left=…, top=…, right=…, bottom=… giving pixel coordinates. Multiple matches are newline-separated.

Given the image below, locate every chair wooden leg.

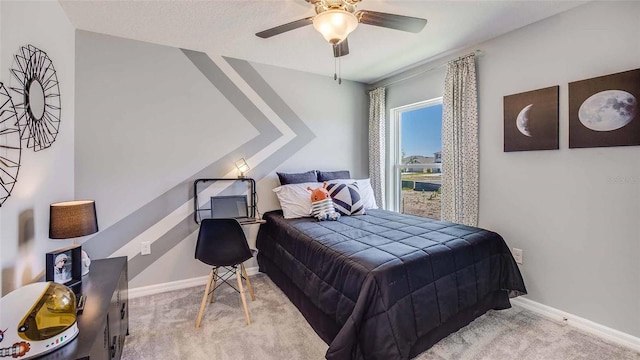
left=241, top=264, right=255, bottom=301
left=236, top=267, right=251, bottom=325
left=208, top=267, right=218, bottom=304
left=196, top=269, right=214, bottom=328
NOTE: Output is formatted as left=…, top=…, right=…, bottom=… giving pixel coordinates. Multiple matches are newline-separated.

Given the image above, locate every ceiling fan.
left=255, top=0, right=428, bottom=60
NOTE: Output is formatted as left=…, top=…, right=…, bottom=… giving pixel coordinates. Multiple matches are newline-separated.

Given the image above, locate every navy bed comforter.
left=256, top=209, right=526, bottom=360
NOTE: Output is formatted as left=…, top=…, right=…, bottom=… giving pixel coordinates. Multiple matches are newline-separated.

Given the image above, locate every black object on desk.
left=37, top=257, right=129, bottom=360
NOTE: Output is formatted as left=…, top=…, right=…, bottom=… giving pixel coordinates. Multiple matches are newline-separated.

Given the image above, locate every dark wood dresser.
left=38, top=257, right=129, bottom=360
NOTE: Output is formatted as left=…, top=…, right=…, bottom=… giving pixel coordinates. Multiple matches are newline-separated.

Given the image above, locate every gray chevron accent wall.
left=75, top=31, right=368, bottom=288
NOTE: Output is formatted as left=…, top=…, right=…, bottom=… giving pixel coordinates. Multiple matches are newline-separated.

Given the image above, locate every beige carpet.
left=122, top=274, right=640, bottom=360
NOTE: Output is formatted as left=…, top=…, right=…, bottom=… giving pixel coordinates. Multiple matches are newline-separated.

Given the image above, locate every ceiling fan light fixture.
left=312, top=10, right=358, bottom=44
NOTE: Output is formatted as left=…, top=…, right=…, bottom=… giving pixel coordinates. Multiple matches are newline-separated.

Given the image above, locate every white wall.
left=130, top=61, right=368, bottom=288
left=477, top=1, right=639, bottom=338
left=252, top=61, right=369, bottom=212
left=74, top=31, right=368, bottom=288
left=0, top=1, right=75, bottom=296
left=379, top=1, right=640, bottom=338
left=386, top=69, right=446, bottom=114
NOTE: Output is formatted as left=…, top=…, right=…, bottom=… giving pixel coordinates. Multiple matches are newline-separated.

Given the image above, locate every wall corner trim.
left=128, top=266, right=259, bottom=299
left=511, top=297, right=640, bottom=353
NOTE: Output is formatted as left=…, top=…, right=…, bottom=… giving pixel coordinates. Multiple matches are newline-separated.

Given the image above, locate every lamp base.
left=81, top=250, right=91, bottom=276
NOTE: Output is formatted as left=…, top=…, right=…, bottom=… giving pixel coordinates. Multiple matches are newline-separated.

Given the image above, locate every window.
left=388, top=98, right=443, bottom=219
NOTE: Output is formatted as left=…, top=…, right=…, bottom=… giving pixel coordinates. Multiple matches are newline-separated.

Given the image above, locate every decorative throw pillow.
left=326, top=182, right=365, bottom=216
left=317, top=170, right=351, bottom=182
left=276, top=170, right=318, bottom=185
left=328, top=178, right=378, bottom=209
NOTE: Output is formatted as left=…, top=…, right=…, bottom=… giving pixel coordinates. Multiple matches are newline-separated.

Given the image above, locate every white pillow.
left=327, top=178, right=378, bottom=209
left=273, top=182, right=323, bottom=219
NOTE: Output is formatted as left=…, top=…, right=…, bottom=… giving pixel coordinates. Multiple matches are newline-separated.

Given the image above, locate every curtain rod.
left=368, top=49, right=483, bottom=92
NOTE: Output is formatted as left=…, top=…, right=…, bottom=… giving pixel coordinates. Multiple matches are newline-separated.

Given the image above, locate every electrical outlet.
left=141, top=241, right=151, bottom=255
left=512, top=248, right=523, bottom=265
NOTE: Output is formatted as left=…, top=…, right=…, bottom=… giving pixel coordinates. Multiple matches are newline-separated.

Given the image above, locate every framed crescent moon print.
left=0, top=82, right=22, bottom=207
left=569, top=68, right=640, bottom=148
left=504, top=85, right=559, bottom=152
left=10, top=45, right=61, bottom=152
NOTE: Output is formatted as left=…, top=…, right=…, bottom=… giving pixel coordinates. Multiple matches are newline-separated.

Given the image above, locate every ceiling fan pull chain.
left=334, top=57, right=338, bottom=81
left=338, top=58, right=342, bottom=85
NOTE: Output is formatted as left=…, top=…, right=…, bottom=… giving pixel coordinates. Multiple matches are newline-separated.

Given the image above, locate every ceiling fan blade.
left=255, top=17, right=313, bottom=39
left=333, top=39, right=350, bottom=58
left=356, top=10, right=427, bottom=33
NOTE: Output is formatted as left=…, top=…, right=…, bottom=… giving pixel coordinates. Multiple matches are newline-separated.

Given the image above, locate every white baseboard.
left=511, top=297, right=640, bottom=353
left=128, top=266, right=259, bottom=299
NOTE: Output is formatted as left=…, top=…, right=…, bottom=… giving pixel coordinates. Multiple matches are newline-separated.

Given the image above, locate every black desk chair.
left=194, top=218, right=256, bottom=328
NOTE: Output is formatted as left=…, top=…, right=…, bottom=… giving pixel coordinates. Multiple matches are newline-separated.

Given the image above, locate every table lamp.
left=49, top=200, right=98, bottom=276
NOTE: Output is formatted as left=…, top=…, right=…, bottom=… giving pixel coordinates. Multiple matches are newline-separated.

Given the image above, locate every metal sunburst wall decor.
left=11, top=44, right=61, bottom=152
left=0, top=82, right=22, bottom=207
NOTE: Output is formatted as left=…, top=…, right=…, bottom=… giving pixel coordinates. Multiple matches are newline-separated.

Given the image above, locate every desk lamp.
left=235, top=158, right=250, bottom=178
left=49, top=200, right=98, bottom=276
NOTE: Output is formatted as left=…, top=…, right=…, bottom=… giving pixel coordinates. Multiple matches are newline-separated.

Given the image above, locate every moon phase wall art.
left=504, top=85, right=559, bottom=152
left=569, top=68, right=640, bottom=148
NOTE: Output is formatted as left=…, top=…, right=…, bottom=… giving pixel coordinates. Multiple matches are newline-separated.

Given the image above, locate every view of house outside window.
left=400, top=103, right=442, bottom=219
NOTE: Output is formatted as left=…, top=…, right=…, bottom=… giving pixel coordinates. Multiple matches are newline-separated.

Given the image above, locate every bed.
left=256, top=209, right=526, bottom=360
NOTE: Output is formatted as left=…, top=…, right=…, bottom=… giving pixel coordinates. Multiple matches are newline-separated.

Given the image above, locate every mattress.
left=256, top=209, right=526, bottom=360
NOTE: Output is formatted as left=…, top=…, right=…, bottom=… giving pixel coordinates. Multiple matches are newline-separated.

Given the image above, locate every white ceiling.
left=59, top=0, right=586, bottom=84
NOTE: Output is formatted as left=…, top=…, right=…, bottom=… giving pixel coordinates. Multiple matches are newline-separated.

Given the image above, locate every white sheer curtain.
left=441, top=54, right=479, bottom=226
left=368, top=87, right=386, bottom=209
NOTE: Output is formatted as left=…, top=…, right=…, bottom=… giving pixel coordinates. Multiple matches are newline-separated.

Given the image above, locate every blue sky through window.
left=401, top=104, right=442, bottom=158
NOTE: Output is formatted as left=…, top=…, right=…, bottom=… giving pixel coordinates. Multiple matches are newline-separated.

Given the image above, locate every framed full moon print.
left=569, top=68, right=640, bottom=148
left=504, top=85, right=559, bottom=152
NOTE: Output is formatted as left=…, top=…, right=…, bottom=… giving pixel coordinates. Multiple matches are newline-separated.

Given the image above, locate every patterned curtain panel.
left=441, top=54, right=479, bottom=226
left=369, top=87, right=386, bottom=209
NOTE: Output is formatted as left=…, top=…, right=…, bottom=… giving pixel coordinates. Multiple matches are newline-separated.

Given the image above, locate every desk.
left=240, top=219, right=266, bottom=225
left=193, top=178, right=258, bottom=224
left=37, top=257, right=128, bottom=360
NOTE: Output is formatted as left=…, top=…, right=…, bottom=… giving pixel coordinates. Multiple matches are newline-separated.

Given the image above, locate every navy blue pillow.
left=277, top=170, right=318, bottom=185
left=317, top=170, right=351, bottom=182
